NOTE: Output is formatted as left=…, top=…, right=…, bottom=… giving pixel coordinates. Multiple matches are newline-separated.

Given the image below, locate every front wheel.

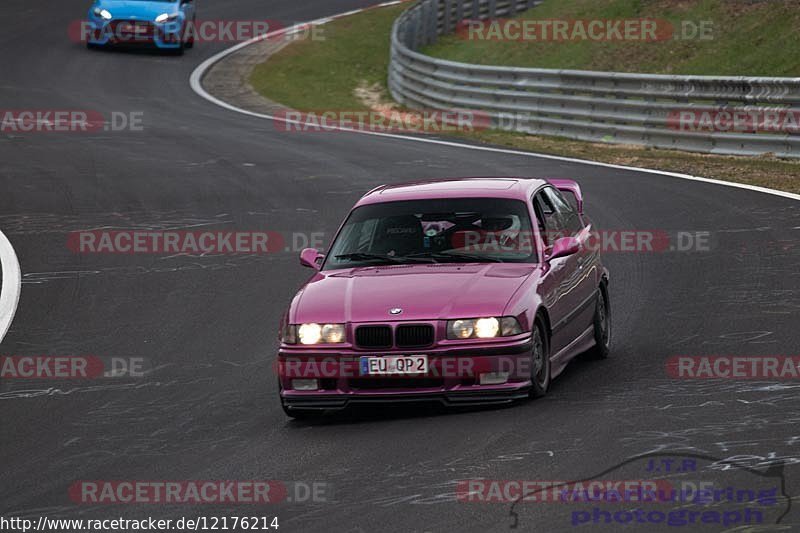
left=184, top=27, right=194, bottom=48
left=183, top=19, right=195, bottom=48
left=529, top=321, right=550, bottom=398
left=165, top=39, right=185, bottom=55
left=588, top=287, right=611, bottom=359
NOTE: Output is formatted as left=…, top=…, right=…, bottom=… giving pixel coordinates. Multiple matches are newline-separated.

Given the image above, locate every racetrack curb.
left=0, top=229, right=21, bottom=344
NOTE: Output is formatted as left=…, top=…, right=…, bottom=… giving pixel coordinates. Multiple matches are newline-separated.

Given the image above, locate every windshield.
left=323, top=197, right=536, bottom=270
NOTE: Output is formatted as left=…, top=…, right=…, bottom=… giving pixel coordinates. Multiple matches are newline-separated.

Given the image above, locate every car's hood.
left=291, top=263, right=537, bottom=323
left=95, top=1, right=178, bottom=19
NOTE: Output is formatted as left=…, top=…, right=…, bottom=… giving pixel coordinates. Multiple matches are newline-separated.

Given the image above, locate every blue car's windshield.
left=323, top=198, right=537, bottom=270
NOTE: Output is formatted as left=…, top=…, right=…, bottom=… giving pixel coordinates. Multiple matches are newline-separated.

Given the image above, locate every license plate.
left=119, top=22, right=147, bottom=33
left=360, top=355, right=428, bottom=375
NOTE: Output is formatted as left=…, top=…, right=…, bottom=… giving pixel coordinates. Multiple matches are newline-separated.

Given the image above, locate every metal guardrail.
left=388, top=0, right=800, bottom=157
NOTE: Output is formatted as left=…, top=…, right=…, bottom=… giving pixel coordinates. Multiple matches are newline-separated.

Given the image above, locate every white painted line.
left=0, top=229, right=21, bottom=344
left=189, top=4, right=800, bottom=203
left=332, top=8, right=375, bottom=19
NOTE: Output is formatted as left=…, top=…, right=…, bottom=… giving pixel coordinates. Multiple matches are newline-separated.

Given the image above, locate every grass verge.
left=425, top=0, right=800, bottom=76
left=249, top=2, right=800, bottom=194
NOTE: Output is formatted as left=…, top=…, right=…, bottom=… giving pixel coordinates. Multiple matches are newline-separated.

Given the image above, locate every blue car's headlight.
left=93, top=8, right=113, bottom=20
left=155, top=13, right=179, bottom=23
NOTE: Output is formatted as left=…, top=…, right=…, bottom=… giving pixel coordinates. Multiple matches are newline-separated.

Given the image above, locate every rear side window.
left=532, top=191, right=563, bottom=247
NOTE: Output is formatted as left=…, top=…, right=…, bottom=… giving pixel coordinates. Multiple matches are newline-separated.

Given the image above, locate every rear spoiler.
left=548, top=179, right=583, bottom=215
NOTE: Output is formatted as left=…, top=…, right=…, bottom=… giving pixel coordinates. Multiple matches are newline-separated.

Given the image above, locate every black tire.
left=184, top=19, right=195, bottom=48
left=281, top=401, right=322, bottom=420
left=529, top=320, right=550, bottom=398
left=588, top=285, right=611, bottom=359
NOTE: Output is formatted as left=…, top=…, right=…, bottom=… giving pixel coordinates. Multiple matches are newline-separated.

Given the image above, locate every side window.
left=533, top=191, right=565, bottom=247
left=543, top=187, right=583, bottom=236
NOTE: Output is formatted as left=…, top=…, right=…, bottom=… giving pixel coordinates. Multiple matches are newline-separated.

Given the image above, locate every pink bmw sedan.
left=277, top=178, right=610, bottom=418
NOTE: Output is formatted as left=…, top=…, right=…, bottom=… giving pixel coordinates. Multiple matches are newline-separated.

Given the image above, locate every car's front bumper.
left=85, top=20, right=184, bottom=48
left=278, top=336, right=533, bottom=410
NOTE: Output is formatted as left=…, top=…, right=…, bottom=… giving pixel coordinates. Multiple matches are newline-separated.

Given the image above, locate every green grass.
left=250, top=4, right=407, bottom=111
left=249, top=1, right=800, bottom=194
left=425, top=0, right=800, bottom=76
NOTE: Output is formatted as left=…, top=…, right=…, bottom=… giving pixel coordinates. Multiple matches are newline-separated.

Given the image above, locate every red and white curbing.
left=189, top=1, right=800, bottom=202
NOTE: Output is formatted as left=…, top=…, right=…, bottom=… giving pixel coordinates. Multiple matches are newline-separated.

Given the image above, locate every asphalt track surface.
left=1, top=1, right=799, bottom=531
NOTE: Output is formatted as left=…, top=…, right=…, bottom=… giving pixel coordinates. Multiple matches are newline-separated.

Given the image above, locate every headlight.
left=447, top=317, right=522, bottom=339
left=321, top=323, right=345, bottom=343
left=155, top=13, right=178, bottom=23
left=475, top=317, right=500, bottom=338
left=94, top=8, right=112, bottom=20
left=283, top=323, right=346, bottom=345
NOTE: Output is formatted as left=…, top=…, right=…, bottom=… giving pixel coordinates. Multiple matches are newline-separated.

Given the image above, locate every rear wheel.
left=588, top=286, right=611, bottom=359
left=529, top=320, right=550, bottom=398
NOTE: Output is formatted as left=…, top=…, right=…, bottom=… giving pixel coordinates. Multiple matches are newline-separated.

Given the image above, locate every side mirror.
left=299, top=248, right=324, bottom=270
left=548, top=237, right=580, bottom=260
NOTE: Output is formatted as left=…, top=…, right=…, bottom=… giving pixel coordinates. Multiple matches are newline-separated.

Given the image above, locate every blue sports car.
left=85, top=0, right=196, bottom=53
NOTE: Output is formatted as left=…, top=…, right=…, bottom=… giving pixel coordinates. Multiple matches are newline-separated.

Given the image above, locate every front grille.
left=349, top=377, right=443, bottom=390
left=355, top=325, right=392, bottom=349
left=109, top=20, right=155, bottom=39
left=319, top=379, right=338, bottom=390
left=395, top=324, right=434, bottom=348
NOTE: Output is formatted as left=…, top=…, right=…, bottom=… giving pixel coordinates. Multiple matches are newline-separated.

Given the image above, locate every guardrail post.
left=455, top=0, right=464, bottom=25
left=411, top=8, right=421, bottom=49
left=471, top=0, right=480, bottom=19
left=443, top=0, right=452, bottom=33
left=421, top=5, right=429, bottom=47
left=489, top=0, right=497, bottom=18
left=426, top=0, right=438, bottom=44
left=405, top=13, right=414, bottom=48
